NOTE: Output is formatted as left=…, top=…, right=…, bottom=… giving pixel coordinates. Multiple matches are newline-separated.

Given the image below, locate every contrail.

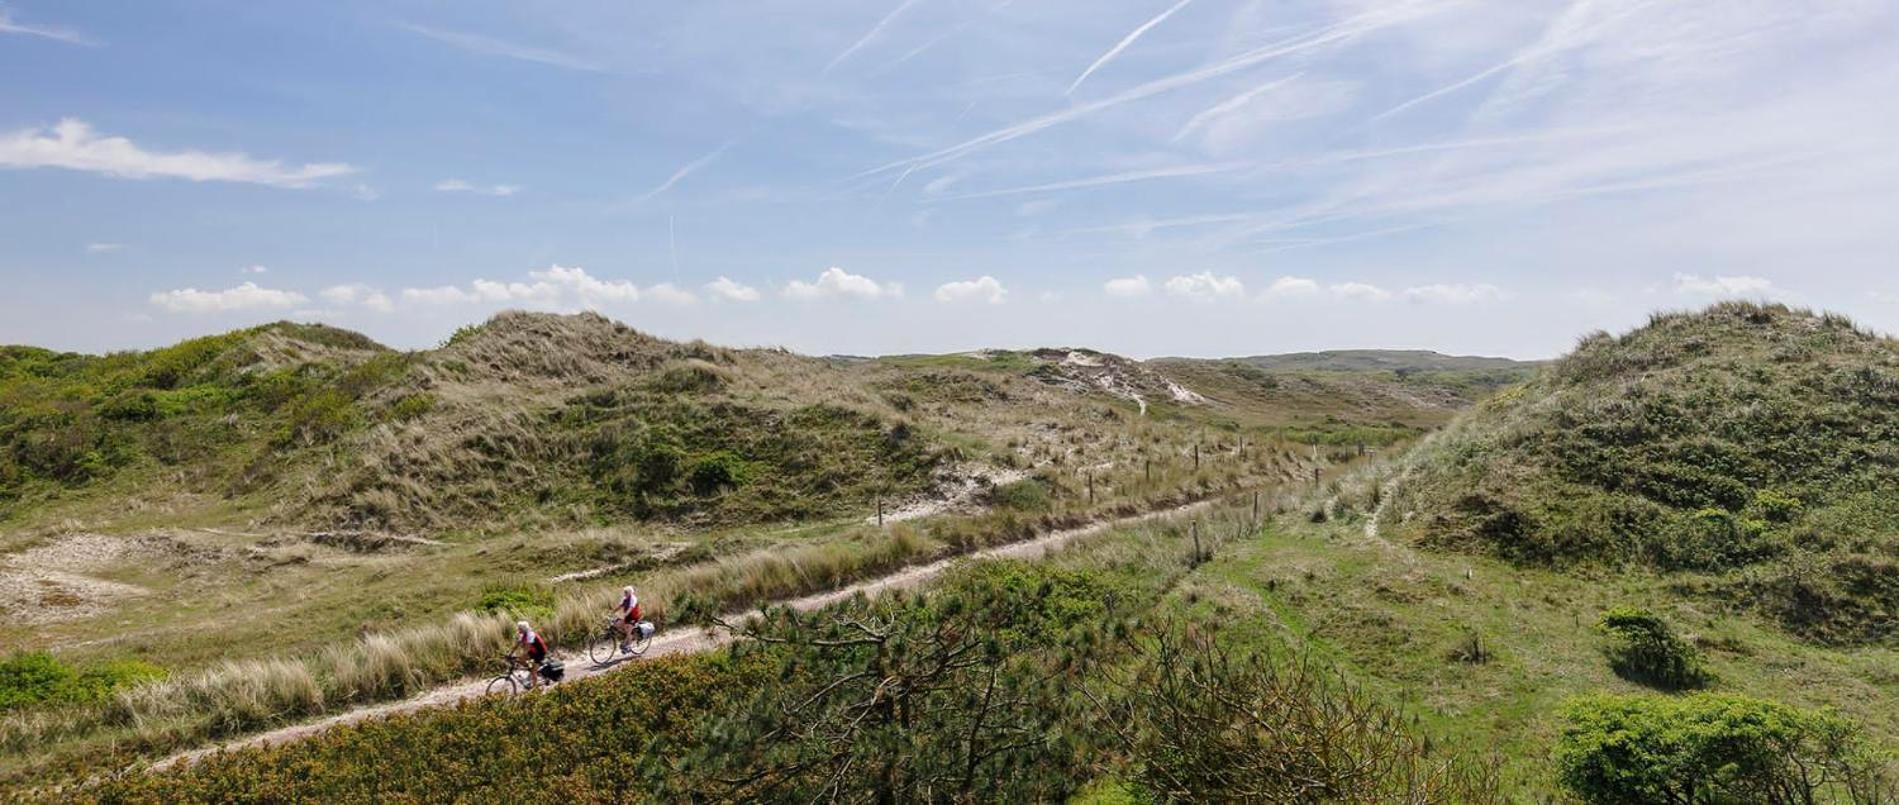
left=848, top=1, right=1448, bottom=181
left=637, top=142, right=732, bottom=202
left=1067, top=0, right=1195, bottom=95
left=825, top=0, right=924, bottom=75
left=935, top=163, right=1251, bottom=201
left=1172, top=72, right=1303, bottom=142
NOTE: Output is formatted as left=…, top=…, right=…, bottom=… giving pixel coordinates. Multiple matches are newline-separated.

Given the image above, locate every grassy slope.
left=1205, top=507, right=1898, bottom=797
left=1390, top=302, right=1899, bottom=645
left=3, top=314, right=1400, bottom=787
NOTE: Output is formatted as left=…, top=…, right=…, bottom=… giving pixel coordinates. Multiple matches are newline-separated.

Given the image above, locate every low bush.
left=1597, top=607, right=1709, bottom=690
left=1557, top=693, right=1894, bottom=804
left=0, top=653, right=164, bottom=712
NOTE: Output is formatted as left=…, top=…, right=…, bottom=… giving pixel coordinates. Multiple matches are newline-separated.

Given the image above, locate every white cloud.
left=401, top=285, right=476, bottom=305
left=1163, top=272, right=1246, bottom=301
left=150, top=282, right=307, bottom=314
left=243, top=265, right=269, bottom=275
left=529, top=265, right=638, bottom=304
left=0, top=10, right=95, bottom=45
left=320, top=283, right=394, bottom=313
left=934, top=275, right=1008, bottom=304
left=1673, top=273, right=1776, bottom=297
left=400, top=266, right=710, bottom=309
left=84, top=242, right=123, bottom=254
left=1403, top=282, right=1505, bottom=304
left=785, top=267, right=901, bottom=301
left=1103, top=275, right=1152, bottom=297
left=705, top=276, right=761, bottom=302
left=1260, top=276, right=1320, bottom=299
left=644, top=282, right=698, bottom=306
left=435, top=178, right=521, bottom=197
left=1329, top=282, right=1392, bottom=302
left=0, top=119, right=355, bottom=187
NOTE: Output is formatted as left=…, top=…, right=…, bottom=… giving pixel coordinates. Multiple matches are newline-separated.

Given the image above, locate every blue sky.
left=4, top=0, right=1898, bottom=359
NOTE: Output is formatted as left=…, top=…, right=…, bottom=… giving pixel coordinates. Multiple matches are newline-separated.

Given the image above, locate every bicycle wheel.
left=486, top=674, right=519, bottom=696
left=586, top=629, right=619, bottom=665
left=629, top=627, right=654, bottom=657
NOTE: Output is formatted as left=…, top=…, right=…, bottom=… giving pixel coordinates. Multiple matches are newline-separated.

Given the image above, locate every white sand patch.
left=0, top=534, right=151, bottom=626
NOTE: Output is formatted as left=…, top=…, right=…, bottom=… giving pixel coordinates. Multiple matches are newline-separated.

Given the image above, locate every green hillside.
left=1388, top=302, right=1899, bottom=644
left=1229, top=348, right=1538, bottom=374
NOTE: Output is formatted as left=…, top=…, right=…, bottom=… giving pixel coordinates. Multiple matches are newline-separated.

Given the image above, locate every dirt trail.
left=153, top=498, right=1216, bottom=771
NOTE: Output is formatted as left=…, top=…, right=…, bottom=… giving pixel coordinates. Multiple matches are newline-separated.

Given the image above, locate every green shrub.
left=1597, top=607, right=1709, bottom=690
left=1557, top=693, right=1893, bottom=804
left=687, top=450, right=749, bottom=495
left=387, top=393, right=437, bottom=422
left=476, top=585, right=555, bottom=622
left=0, top=652, right=164, bottom=712
left=991, top=478, right=1052, bottom=512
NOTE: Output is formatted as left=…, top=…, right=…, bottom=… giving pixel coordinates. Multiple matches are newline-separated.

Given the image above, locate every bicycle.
left=586, top=617, right=654, bottom=665
left=486, top=654, right=542, bottom=695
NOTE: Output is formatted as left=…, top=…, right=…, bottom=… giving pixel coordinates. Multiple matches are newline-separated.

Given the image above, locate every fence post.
left=1193, top=443, right=1200, bottom=472
left=1191, top=519, right=1202, bottom=564
left=877, top=496, right=884, bottom=527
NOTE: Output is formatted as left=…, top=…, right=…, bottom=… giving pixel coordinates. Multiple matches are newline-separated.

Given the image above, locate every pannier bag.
left=539, top=660, right=566, bottom=682
left=638, top=621, right=656, bottom=638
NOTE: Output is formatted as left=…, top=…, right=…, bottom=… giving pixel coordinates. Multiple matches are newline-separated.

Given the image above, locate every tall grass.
left=1, top=445, right=1320, bottom=781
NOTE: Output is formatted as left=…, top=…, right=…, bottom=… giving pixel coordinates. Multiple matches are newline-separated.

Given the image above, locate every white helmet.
left=516, top=620, right=530, bottom=633
left=623, top=585, right=635, bottom=596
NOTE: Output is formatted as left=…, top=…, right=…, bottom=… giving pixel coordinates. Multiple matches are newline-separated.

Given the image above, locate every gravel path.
left=153, top=497, right=1215, bottom=771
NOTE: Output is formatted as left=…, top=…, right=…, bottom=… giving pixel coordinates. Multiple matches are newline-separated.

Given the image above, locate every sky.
left=4, top=0, right=1898, bottom=360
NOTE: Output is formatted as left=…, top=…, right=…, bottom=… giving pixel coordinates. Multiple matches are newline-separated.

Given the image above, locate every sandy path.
left=153, top=498, right=1215, bottom=771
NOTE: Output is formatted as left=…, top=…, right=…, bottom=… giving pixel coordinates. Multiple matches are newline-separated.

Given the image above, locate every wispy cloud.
left=853, top=3, right=1441, bottom=178
left=1067, top=0, right=1195, bottom=95
left=0, top=9, right=96, bottom=46
left=1172, top=73, right=1303, bottom=142
left=637, top=142, right=733, bottom=202
left=1259, top=276, right=1320, bottom=299
left=824, top=0, right=923, bottom=75
left=150, top=282, right=307, bottom=314
left=84, top=242, right=124, bottom=254
left=937, top=163, right=1248, bottom=201
left=435, top=178, right=521, bottom=196
left=0, top=119, right=355, bottom=187
left=401, top=23, right=601, bottom=72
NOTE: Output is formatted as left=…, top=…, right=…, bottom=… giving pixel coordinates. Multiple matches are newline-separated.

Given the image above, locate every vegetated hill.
left=1233, top=349, right=1537, bottom=374
left=1388, top=302, right=1899, bottom=644
left=1, top=312, right=1399, bottom=536
left=0, top=314, right=956, bottom=533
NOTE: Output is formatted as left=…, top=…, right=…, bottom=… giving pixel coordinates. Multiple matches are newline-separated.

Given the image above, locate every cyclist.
left=509, top=620, right=549, bottom=689
left=613, top=585, right=643, bottom=652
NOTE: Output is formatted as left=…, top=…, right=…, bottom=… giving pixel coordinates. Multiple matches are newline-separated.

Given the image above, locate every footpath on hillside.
left=155, top=497, right=1222, bottom=770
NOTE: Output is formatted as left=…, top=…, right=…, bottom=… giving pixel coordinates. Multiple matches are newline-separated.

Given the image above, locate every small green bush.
left=1557, top=693, right=1893, bottom=804
left=387, top=392, right=437, bottom=422
left=687, top=451, right=749, bottom=495
left=990, top=478, right=1052, bottom=512
left=476, top=585, right=556, bottom=622
left=0, top=652, right=164, bottom=712
left=1597, top=607, right=1709, bottom=690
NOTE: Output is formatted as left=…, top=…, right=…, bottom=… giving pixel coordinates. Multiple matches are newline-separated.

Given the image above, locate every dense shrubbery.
left=1557, top=693, right=1894, bottom=804
left=1596, top=607, right=1709, bottom=691
left=1400, top=303, right=1899, bottom=642
left=75, top=555, right=1497, bottom=802
left=0, top=653, right=164, bottom=712
left=0, top=322, right=397, bottom=513
left=565, top=391, right=940, bottom=523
